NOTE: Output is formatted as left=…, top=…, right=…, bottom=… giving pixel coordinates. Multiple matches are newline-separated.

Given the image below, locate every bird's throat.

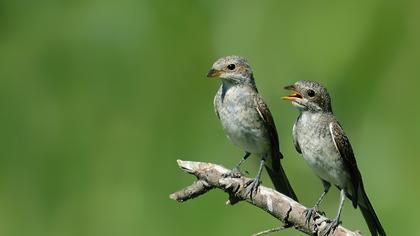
left=220, top=79, right=235, bottom=103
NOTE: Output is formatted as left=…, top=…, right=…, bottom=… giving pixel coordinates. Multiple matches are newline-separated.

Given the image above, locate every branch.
left=170, top=160, right=362, bottom=236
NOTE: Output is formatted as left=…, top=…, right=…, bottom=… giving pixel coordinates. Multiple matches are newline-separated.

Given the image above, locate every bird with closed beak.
left=207, top=55, right=298, bottom=201
left=283, top=80, right=386, bottom=236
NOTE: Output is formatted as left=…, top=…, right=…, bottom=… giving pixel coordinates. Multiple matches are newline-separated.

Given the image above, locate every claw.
left=323, top=218, right=341, bottom=236
left=245, top=178, right=261, bottom=200
left=222, top=167, right=243, bottom=178
left=304, top=206, right=326, bottom=225
left=304, top=207, right=317, bottom=225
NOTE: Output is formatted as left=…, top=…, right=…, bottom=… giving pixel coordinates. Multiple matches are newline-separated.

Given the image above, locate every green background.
left=0, top=0, right=418, bottom=235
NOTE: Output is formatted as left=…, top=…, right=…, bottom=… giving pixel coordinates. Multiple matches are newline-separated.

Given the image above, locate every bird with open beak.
left=206, top=55, right=298, bottom=201
left=283, top=80, right=386, bottom=236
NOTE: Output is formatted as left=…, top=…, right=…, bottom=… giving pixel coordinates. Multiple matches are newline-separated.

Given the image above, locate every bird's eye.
left=307, top=89, right=315, bottom=97
left=227, top=64, right=236, bottom=70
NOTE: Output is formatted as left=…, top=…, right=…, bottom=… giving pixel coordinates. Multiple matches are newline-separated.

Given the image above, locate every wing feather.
left=254, top=95, right=283, bottom=171
left=329, top=121, right=361, bottom=208
left=292, top=119, right=302, bottom=154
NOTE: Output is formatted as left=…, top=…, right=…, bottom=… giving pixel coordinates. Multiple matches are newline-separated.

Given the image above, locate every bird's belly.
left=300, top=139, right=350, bottom=188
left=219, top=105, right=269, bottom=155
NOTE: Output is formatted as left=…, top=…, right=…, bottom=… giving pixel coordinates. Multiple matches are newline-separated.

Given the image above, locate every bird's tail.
left=358, top=184, right=386, bottom=236
left=265, top=163, right=298, bottom=202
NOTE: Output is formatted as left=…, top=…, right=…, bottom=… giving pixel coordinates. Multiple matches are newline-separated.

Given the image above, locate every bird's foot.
left=244, top=177, right=261, bottom=200
left=222, top=167, right=243, bottom=178
left=304, top=207, right=317, bottom=225
left=323, top=218, right=341, bottom=236
left=304, top=207, right=325, bottom=225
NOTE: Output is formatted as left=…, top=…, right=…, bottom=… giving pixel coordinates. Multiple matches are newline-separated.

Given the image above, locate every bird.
left=206, top=55, right=298, bottom=201
left=282, top=80, right=386, bottom=236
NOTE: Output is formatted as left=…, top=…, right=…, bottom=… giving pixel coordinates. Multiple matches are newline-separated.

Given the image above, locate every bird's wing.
left=213, top=89, right=220, bottom=120
left=292, top=119, right=302, bottom=154
left=254, top=95, right=283, bottom=170
left=329, top=121, right=361, bottom=208
left=254, top=95, right=299, bottom=201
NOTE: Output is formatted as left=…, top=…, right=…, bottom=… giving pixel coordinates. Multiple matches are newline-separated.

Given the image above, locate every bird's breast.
left=296, top=113, right=350, bottom=188
left=215, top=86, right=270, bottom=154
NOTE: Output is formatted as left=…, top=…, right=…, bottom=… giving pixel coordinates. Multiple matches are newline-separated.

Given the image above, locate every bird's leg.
left=245, top=155, right=265, bottom=199
left=223, top=152, right=251, bottom=178
left=305, top=181, right=330, bottom=224
left=234, top=152, right=251, bottom=171
left=324, top=189, right=345, bottom=236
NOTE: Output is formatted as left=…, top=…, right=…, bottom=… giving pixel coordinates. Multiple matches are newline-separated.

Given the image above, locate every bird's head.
left=282, top=80, right=332, bottom=113
left=206, top=55, right=254, bottom=85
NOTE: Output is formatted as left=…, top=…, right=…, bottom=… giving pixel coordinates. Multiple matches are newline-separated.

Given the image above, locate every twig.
left=252, top=225, right=286, bottom=236
left=170, top=160, right=362, bottom=236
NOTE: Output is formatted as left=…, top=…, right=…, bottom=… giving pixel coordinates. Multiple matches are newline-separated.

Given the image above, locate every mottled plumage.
left=207, top=56, right=297, bottom=201
left=294, top=112, right=351, bottom=190
left=284, top=80, right=386, bottom=236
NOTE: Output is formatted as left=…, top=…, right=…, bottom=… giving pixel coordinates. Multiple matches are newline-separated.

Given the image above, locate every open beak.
left=206, top=68, right=222, bottom=78
left=282, top=85, right=303, bottom=101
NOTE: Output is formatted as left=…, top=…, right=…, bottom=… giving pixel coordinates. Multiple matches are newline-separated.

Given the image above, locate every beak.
left=207, top=68, right=222, bottom=78
left=282, top=85, right=303, bottom=101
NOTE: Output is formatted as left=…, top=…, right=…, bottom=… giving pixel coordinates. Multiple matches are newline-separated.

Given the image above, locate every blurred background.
left=0, top=0, right=419, bottom=235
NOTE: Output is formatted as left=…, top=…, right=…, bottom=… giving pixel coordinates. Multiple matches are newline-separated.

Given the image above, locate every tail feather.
left=358, top=185, right=386, bottom=236
left=265, top=164, right=298, bottom=202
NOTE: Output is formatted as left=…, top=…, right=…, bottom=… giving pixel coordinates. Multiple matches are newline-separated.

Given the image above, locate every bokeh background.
left=0, top=0, right=419, bottom=235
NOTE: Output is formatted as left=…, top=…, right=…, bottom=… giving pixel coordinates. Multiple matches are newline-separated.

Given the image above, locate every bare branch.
left=169, top=180, right=212, bottom=202
left=170, top=160, right=362, bottom=236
